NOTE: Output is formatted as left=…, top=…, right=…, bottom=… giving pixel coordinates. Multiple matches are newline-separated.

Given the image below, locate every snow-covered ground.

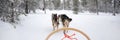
left=0, top=10, right=120, bottom=40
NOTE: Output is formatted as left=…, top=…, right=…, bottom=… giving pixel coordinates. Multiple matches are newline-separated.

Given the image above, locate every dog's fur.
left=52, top=14, right=59, bottom=31
left=58, top=14, right=72, bottom=34
left=58, top=14, right=72, bottom=27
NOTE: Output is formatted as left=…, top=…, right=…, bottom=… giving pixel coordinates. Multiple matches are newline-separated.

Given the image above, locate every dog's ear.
left=58, top=15, right=60, bottom=17
left=52, top=13, right=55, bottom=15
left=69, top=18, right=72, bottom=22
left=52, top=13, right=53, bottom=14
left=55, top=13, right=57, bottom=14
left=52, top=13, right=53, bottom=15
left=55, top=14, right=57, bottom=15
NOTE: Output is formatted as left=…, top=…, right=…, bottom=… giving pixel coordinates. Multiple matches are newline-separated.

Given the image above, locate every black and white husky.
left=58, top=14, right=72, bottom=34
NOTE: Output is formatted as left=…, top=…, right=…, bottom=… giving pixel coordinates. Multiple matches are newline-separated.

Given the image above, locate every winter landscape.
left=0, top=10, right=120, bottom=40
left=0, top=0, right=120, bottom=40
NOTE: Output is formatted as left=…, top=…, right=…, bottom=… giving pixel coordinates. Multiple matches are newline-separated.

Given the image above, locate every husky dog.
left=58, top=14, right=72, bottom=34
left=52, top=14, right=59, bottom=31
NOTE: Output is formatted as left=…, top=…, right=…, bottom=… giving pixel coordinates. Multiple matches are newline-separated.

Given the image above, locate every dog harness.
left=62, top=33, right=77, bottom=40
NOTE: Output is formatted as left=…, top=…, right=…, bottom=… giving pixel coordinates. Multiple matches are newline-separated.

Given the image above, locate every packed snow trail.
left=0, top=10, right=120, bottom=40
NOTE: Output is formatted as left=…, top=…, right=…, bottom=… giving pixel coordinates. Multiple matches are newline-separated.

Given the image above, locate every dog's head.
left=52, top=13, right=57, bottom=18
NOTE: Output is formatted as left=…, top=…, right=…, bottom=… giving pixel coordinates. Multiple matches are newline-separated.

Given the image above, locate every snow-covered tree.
left=72, top=0, right=79, bottom=14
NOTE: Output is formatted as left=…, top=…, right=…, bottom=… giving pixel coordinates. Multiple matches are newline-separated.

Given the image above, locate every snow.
left=0, top=9, right=120, bottom=40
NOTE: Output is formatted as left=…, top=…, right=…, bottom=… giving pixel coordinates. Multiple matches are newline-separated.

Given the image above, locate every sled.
left=45, top=27, right=90, bottom=40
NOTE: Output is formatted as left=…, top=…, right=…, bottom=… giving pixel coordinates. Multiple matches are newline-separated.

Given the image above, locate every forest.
left=0, top=0, right=120, bottom=24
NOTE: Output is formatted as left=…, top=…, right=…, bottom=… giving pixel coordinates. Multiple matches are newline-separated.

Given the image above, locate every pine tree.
left=73, top=0, right=79, bottom=14
left=25, top=0, right=29, bottom=14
